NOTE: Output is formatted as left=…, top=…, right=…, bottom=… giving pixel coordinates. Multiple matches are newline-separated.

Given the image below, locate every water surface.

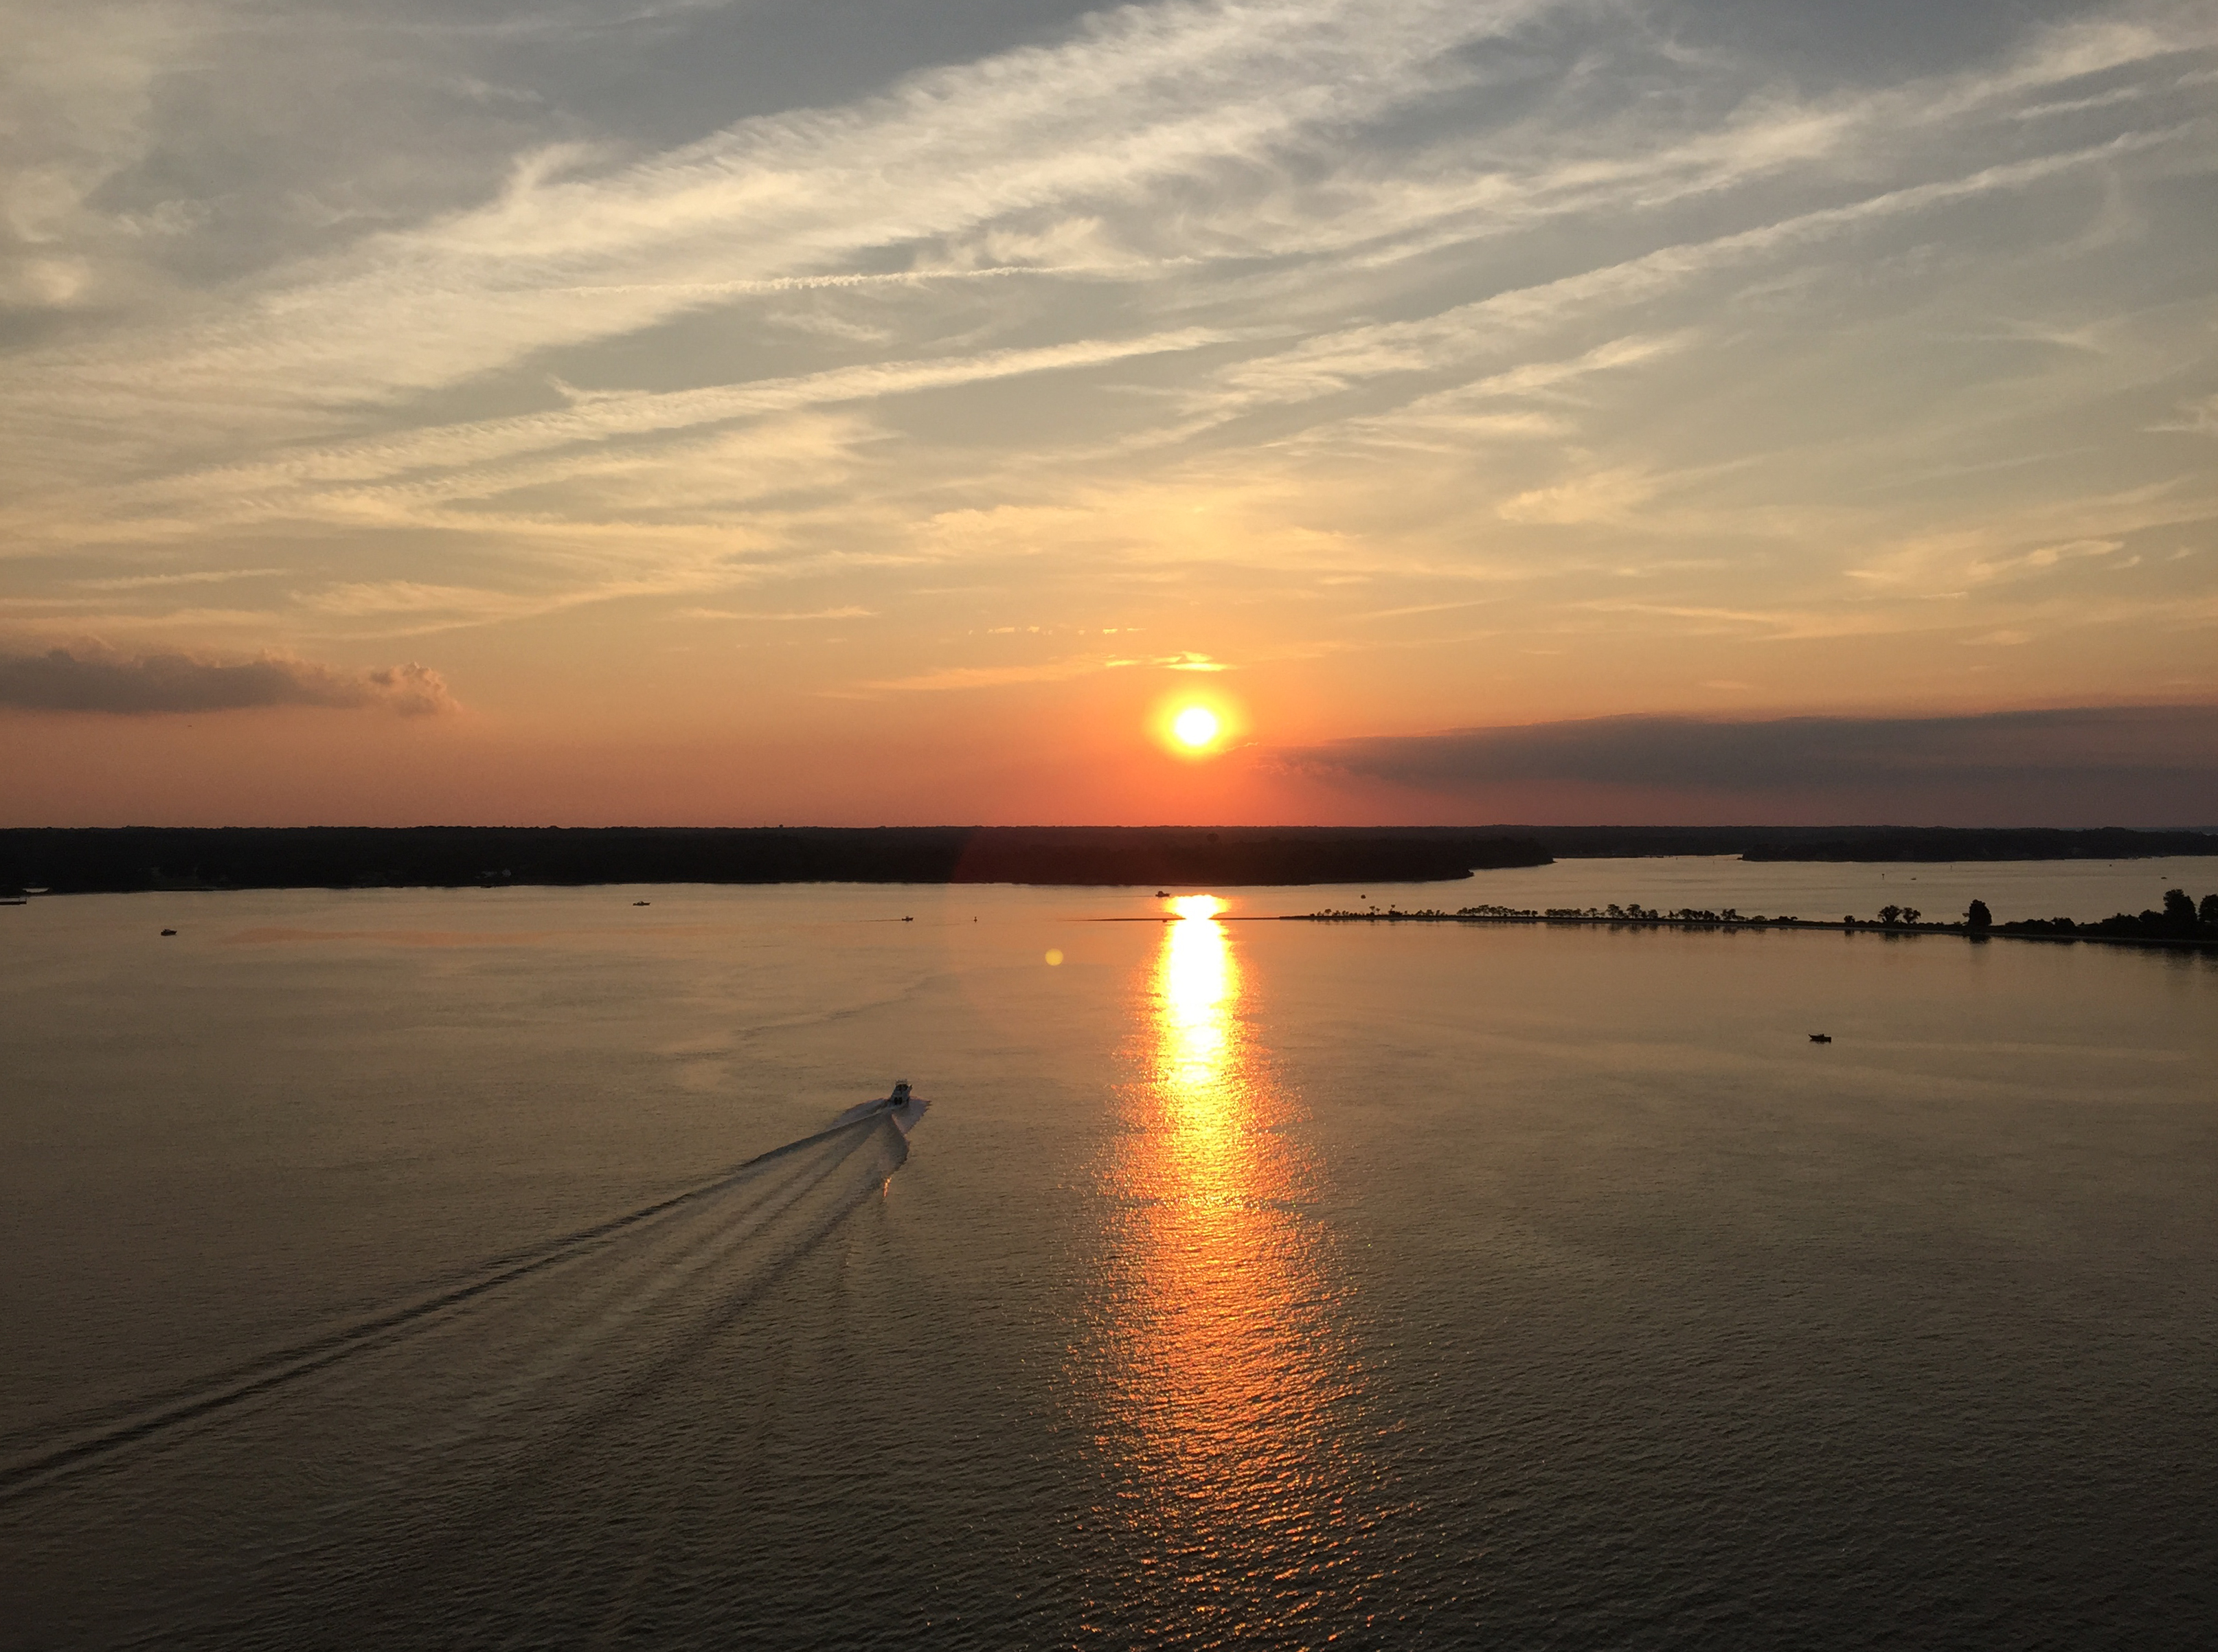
left=3, top=870, right=2213, bottom=1648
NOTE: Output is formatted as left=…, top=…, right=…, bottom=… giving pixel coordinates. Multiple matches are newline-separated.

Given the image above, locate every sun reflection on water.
left=1080, top=896, right=1374, bottom=1637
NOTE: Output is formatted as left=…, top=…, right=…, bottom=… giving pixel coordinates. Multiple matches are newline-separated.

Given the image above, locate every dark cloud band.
left=0, top=648, right=456, bottom=716
left=1278, top=705, right=2218, bottom=795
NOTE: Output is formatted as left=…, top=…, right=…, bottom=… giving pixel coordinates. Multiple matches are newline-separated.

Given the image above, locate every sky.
left=3, top=0, right=2215, bottom=826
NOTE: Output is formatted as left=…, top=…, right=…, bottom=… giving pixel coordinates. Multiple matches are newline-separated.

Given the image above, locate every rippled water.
left=3, top=865, right=2214, bottom=1649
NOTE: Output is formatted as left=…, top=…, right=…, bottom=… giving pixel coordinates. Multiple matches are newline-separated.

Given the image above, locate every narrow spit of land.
left=1279, top=893, right=2218, bottom=953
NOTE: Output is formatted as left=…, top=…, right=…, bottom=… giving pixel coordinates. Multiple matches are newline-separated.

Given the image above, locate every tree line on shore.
left=1980, top=887, right=2218, bottom=942
left=1301, top=887, right=2218, bottom=944
left=0, top=825, right=1552, bottom=893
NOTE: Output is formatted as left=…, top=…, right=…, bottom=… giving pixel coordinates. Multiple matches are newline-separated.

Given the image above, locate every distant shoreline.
left=1, top=824, right=2209, bottom=898
left=0, top=826, right=1548, bottom=894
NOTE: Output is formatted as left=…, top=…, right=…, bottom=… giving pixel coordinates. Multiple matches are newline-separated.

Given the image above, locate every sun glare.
left=1151, top=690, right=1242, bottom=758
left=1173, top=706, right=1219, bottom=748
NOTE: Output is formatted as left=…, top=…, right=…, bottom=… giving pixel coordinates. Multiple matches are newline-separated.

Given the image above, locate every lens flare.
left=1173, top=706, right=1219, bottom=747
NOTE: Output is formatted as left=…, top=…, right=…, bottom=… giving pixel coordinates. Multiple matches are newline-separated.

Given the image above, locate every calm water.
left=3, top=862, right=2215, bottom=1649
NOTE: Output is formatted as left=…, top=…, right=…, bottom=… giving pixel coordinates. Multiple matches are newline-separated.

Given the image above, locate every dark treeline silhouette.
left=1297, top=886, right=2218, bottom=949
left=7, top=824, right=2210, bottom=896
left=4, top=826, right=2207, bottom=894
left=0, top=826, right=1552, bottom=894
left=1995, top=887, right=2218, bottom=943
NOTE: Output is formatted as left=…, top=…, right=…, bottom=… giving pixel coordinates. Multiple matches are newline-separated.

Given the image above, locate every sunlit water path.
left=1077, top=898, right=1384, bottom=1643
left=2, top=872, right=2213, bottom=1647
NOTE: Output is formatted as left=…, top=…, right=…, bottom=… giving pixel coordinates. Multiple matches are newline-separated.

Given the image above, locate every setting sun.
left=1173, top=707, right=1220, bottom=749
left=1151, top=691, right=1244, bottom=762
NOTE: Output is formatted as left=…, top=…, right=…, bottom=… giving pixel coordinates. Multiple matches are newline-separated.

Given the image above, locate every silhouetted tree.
left=1878, top=903, right=1903, bottom=925
left=1965, top=899, right=1992, bottom=930
left=2163, top=888, right=2195, bottom=925
left=2202, top=892, right=2218, bottom=928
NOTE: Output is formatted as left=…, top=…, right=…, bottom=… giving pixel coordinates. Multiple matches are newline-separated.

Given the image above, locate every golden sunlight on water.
left=1080, top=898, right=1376, bottom=1635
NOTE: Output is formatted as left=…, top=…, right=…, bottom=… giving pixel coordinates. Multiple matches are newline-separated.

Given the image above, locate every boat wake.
left=0, top=1098, right=922, bottom=1507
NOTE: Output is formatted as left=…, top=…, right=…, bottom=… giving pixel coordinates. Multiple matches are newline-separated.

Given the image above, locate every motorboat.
left=833, top=1080, right=930, bottom=1135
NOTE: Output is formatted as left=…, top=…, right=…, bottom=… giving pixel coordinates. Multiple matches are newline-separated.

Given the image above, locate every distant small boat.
left=903, top=915, right=914, bottom=922
left=1156, top=890, right=1170, bottom=898
left=161, top=929, right=177, bottom=937
left=1809, top=1032, right=1831, bottom=1043
left=633, top=901, right=650, bottom=906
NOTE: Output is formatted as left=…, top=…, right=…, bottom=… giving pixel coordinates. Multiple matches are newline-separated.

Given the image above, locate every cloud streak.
left=0, top=646, right=457, bottom=715
left=3, top=0, right=1554, bottom=437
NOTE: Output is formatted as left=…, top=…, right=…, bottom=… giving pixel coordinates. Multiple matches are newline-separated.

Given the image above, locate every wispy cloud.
left=855, top=649, right=1227, bottom=692
left=70, top=567, right=291, bottom=591
left=677, top=605, right=876, bottom=621
left=3, top=0, right=1556, bottom=433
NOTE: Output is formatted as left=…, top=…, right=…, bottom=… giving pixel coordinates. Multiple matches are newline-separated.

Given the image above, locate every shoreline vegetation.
left=0, top=824, right=2210, bottom=897
left=1291, top=889, right=2218, bottom=953
left=0, top=826, right=1550, bottom=894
